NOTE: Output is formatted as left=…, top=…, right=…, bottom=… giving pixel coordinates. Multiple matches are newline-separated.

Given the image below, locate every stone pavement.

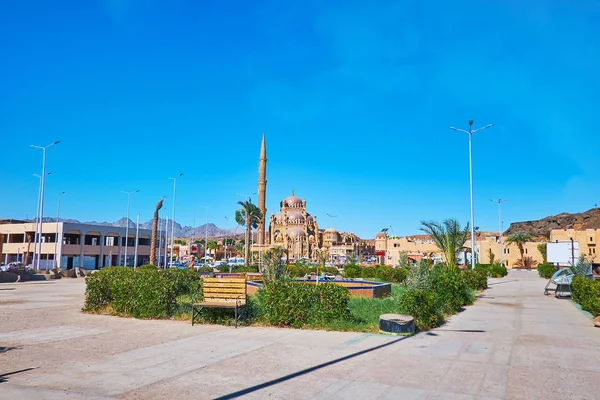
left=1, top=271, right=599, bottom=399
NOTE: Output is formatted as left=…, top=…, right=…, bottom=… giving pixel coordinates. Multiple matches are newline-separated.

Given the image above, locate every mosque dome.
left=287, top=227, right=306, bottom=238
left=274, top=212, right=282, bottom=221
left=284, top=194, right=302, bottom=206
left=376, top=232, right=386, bottom=239
left=306, top=214, right=313, bottom=222
left=287, top=211, right=304, bottom=221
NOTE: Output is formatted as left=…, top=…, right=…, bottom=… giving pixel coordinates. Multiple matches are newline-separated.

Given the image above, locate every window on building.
left=591, top=237, right=594, bottom=242
left=525, top=248, right=528, bottom=254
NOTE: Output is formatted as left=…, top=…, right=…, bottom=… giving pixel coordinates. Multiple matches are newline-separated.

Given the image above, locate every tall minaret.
left=257, top=134, right=267, bottom=245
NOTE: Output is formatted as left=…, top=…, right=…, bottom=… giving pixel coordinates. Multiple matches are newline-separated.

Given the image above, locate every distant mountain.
left=506, top=208, right=600, bottom=239
left=10, top=217, right=233, bottom=238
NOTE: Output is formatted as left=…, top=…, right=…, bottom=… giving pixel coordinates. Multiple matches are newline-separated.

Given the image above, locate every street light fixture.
left=121, top=190, right=139, bottom=266
left=169, top=173, right=183, bottom=263
left=449, top=121, right=493, bottom=270
left=201, top=204, right=214, bottom=265
left=31, top=141, right=59, bottom=268
left=54, top=191, right=66, bottom=268
left=490, top=199, right=508, bottom=266
left=33, top=172, right=51, bottom=268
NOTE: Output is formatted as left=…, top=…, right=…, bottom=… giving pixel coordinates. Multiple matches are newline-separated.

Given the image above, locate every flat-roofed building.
left=0, top=222, right=159, bottom=269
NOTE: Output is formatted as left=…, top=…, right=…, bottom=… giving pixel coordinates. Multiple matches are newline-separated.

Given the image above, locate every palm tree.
left=207, top=240, right=218, bottom=261
left=235, top=201, right=263, bottom=267
left=420, top=219, right=469, bottom=266
left=506, top=232, right=533, bottom=268
left=150, top=197, right=165, bottom=266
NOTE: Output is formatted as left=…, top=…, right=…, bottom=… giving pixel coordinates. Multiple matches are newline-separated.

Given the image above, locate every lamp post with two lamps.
left=121, top=190, right=139, bottom=266
left=31, top=140, right=60, bottom=268
left=169, top=173, right=183, bottom=262
left=448, top=121, right=493, bottom=270
left=54, top=191, right=66, bottom=268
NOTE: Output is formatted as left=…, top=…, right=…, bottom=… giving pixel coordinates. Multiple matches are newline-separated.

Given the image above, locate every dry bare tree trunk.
left=24, top=234, right=32, bottom=266
left=150, top=197, right=165, bottom=265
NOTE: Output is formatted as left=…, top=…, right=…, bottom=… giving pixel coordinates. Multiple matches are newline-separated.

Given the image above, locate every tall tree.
left=420, top=219, right=469, bottom=266
left=207, top=240, right=218, bottom=260
left=537, top=243, right=547, bottom=264
left=150, top=197, right=165, bottom=266
left=235, top=201, right=263, bottom=267
left=506, top=232, right=533, bottom=267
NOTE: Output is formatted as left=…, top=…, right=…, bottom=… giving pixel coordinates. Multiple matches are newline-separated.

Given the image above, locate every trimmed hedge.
left=398, top=288, right=441, bottom=331
left=431, top=265, right=474, bottom=314
left=572, top=276, right=600, bottom=317
left=475, top=263, right=508, bottom=278
left=261, top=282, right=350, bottom=328
left=83, top=266, right=200, bottom=319
left=342, top=264, right=361, bottom=278
left=537, top=263, right=557, bottom=279
left=463, top=269, right=488, bottom=291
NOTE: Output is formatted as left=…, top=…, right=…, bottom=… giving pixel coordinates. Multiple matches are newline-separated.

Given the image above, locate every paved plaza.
left=1, top=271, right=599, bottom=399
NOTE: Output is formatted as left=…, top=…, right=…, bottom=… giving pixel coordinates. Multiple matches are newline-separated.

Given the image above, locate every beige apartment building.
left=549, top=229, right=600, bottom=263
left=375, top=232, right=546, bottom=268
left=0, top=222, right=157, bottom=269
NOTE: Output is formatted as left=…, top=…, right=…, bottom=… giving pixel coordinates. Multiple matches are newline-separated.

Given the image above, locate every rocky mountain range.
left=505, top=207, right=600, bottom=239
left=3, top=217, right=234, bottom=238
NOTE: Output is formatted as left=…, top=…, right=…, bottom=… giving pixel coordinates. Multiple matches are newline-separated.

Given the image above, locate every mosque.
left=252, top=136, right=358, bottom=262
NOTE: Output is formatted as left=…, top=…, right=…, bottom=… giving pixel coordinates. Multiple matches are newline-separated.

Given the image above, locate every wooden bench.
left=191, top=277, right=247, bottom=328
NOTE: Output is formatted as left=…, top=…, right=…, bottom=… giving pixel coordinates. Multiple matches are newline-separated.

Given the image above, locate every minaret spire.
left=257, top=133, right=267, bottom=245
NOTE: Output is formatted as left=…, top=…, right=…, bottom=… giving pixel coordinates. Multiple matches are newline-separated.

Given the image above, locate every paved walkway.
left=1, top=271, right=599, bottom=399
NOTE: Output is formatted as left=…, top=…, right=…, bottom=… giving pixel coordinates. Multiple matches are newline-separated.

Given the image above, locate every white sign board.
left=547, top=241, right=580, bottom=266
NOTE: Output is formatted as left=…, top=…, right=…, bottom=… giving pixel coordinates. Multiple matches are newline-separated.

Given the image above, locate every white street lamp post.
left=33, top=172, right=51, bottom=268
left=169, top=173, right=183, bottom=262
left=121, top=189, right=139, bottom=266
left=449, top=121, right=493, bottom=270
left=31, top=141, right=59, bottom=269
left=164, top=216, right=169, bottom=266
left=490, top=198, right=507, bottom=266
left=201, top=205, right=214, bottom=265
left=54, top=191, right=65, bottom=268
left=134, top=213, right=140, bottom=268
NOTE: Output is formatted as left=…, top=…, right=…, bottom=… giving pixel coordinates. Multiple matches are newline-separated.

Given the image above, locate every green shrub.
left=233, top=265, right=259, bottom=273
left=83, top=266, right=188, bottom=319
left=128, top=268, right=177, bottom=318
left=261, top=282, right=350, bottom=328
left=488, top=264, right=508, bottom=278
left=572, top=276, right=600, bottom=316
left=430, top=265, right=474, bottom=314
left=321, top=266, right=340, bottom=276
left=375, top=265, right=395, bottom=282
left=163, top=267, right=201, bottom=295
left=361, top=266, right=377, bottom=279
left=137, top=264, right=159, bottom=270
left=198, top=266, right=214, bottom=273
left=398, top=288, right=441, bottom=331
left=218, top=265, right=230, bottom=272
left=463, top=269, right=488, bottom=291
left=286, top=264, right=308, bottom=278
left=393, top=267, right=408, bottom=284
left=537, top=263, right=557, bottom=279
left=343, top=264, right=361, bottom=278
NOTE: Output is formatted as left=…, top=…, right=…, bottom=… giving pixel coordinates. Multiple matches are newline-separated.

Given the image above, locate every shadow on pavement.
left=213, top=336, right=409, bottom=399
left=0, top=367, right=37, bottom=384
left=0, top=346, right=21, bottom=354
left=488, top=280, right=519, bottom=286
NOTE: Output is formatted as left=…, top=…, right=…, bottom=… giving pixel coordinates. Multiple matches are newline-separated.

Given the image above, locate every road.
left=1, top=271, right=599, bottom=399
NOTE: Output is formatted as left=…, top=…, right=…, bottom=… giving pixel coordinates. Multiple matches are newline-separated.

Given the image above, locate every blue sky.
left=1, top=0, right=599, bottom=238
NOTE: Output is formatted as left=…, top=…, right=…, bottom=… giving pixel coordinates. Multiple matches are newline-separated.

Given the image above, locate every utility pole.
left=490, top=199, right=507, bottom=265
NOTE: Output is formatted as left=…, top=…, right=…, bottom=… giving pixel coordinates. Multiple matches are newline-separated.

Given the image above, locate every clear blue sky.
left=1, top=0, right=599, bottom=238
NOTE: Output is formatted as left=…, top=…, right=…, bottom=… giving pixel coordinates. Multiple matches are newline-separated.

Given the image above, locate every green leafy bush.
left=261, top=282, right=350, bottom=328
left=572, top=276, right=600, bottom=316
left=163, top=267, right=201, bottom=295
left=488, top=264, right=508, bottom=278
left=537, top=263, right=557, bottom=279
left=463, top=269, right=488, bottom=291
left=398, top=288, right=441, bottom=331
left=218, top=265, right=230, bottom=272
left=361, top=266, right=377, bottom=279
left=83, top=266, right=192, bottom=319
left=286, top=264, right=308, bottom=278
left=343, top=264, right=361, bottom=278
left=430, top=265, right=474, bottom=314
left=321, top=266, right=340, bottom=276
left=233, top=265, right=259, bottom=273
left=137, top=264, right=159, bottom=270
left=393, top=267, right=408, bottom=284
left=198, top=266, right=214, bottom=273
left=375, top=265, right=395, bottom=282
